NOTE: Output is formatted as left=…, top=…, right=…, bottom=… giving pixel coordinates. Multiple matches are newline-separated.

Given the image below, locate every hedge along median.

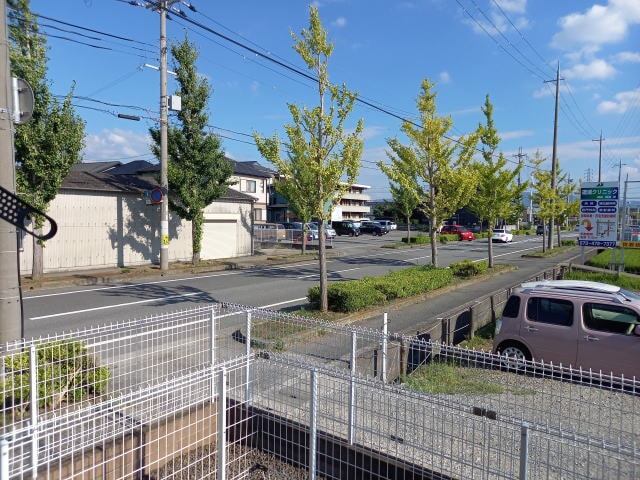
left=307, top=265, right=455, bottom=313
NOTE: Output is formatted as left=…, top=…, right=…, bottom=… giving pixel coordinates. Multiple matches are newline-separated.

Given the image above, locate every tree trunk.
left=318, top=222, right=328, bottom=312
left=192, top=212, right=203, bottom=265
left=406, top=215, right=411, bottom=242
left=487, top=226, right=494, bottom=268
left=32, top=233, right=43, bottom=281
left=430, top=215, right=438, bottom=267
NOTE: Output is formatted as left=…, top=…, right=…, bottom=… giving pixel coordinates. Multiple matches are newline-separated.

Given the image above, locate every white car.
left=376, top=219, right=397, bottom=231
left=308, top=222, right=336, bottom=239
left=491, top=228, right=513, bottom=243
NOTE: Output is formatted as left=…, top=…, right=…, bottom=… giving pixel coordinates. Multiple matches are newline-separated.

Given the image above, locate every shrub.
left=308, top=265, right=453, bottom=312
left=1, top=340, right=110, bottom=414
left=401, top=234, right=429, bottom=244
left=561, top=239, right=577, bottom=246
left=449, top=259, right=488, bottom=277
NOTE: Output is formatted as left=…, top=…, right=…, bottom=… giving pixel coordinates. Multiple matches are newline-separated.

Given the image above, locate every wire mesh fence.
left=1, top=301, right=638, bottom=479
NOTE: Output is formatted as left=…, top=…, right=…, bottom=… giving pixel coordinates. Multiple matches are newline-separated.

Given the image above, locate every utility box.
left=168, top=95, right=181, bottom=111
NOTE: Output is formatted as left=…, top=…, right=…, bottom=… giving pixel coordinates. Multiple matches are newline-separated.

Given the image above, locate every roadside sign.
left=578, top=182, right=619, bottom=248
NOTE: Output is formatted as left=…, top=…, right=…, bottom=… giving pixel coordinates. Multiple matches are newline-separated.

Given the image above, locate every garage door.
left=202, top=220, right=237, bottom=260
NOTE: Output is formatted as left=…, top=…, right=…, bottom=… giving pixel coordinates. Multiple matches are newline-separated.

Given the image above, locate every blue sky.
left=22, top=0, right=640, bottom=200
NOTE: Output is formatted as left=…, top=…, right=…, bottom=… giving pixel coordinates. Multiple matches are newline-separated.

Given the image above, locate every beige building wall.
left=19, top=191, right=252, bottom=274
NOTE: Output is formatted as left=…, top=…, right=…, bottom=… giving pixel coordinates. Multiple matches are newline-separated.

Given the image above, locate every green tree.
left=8, top=0, right=85, bottom=280
left=469, top=95, right=526, bottom=267
left=386, top=79, right=478, bottom=267
left=254, top=6, right=364, bottom=312
left=150, top=37, right=234, bottom=264
left=530, top=151, right=569, bottom=251
left=378, top=156, right=421, bottom=241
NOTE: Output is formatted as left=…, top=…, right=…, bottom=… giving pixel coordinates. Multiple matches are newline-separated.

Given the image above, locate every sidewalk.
left=19, top=246, right=337, bottom=291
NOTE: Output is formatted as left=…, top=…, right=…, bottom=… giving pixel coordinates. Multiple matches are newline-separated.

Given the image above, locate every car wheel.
left=497, top=342, right=531, bottom=371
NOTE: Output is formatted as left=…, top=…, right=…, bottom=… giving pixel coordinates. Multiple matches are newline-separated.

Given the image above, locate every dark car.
left=536, top=225, right=546, bottom=235
left=332, top=220, right=360, bottom=237
left=359, top=221, right=389, bottom=236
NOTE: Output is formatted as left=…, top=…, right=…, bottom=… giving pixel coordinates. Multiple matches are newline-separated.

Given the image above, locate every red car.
left=440, top=224, right=475, bottom=241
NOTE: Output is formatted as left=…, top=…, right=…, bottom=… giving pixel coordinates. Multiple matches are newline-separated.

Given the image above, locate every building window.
left=254, top=208, right=263, bottom=221
left=244, top=180, right=256, bottom=193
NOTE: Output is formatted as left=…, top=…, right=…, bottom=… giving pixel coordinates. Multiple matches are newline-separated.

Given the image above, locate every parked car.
left=493, top=280, right=640, bottom=378
left=308, top=222, right=336, bottom=239
left=536, top=225, right=546, bottom=235
left=440, top=224, right=475, bottom=241
left=376, top=219, right=397, bottom=231
left=359, top=221, right=389, bottom=236
left=254, top=222, right=286, bottom=241
left=332, top=220, right=360, bottom=237
left=491, top=228, right=513, bottom=243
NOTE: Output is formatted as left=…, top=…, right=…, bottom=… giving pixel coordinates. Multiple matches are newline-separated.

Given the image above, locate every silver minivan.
left=493, top=280, right=640, bottom=378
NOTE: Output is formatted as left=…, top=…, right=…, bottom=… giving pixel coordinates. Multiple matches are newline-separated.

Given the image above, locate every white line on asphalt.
left=296, top=267, right=361, bottom=279
left=24, top=262, right=320, bottom=300
left=29, top=292, right=205, bottom=320
left=217, top=297, right=309, bottom=320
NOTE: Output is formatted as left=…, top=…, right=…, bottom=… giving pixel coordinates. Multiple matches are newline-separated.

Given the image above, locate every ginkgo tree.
left=378, top=155, right=421, bottom=242
left=254, top=6, right=364, bottom=312
left=385, top=78, right=478, bottom=267
left=468, top=95, right=526, bottom=268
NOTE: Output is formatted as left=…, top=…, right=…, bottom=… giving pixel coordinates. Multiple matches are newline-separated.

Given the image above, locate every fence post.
left=309, top=369, right=318, bottom=480
left=217, top=368, right=227, bottom=480
left=29, top=344, right=38, bottom=480
left=440, top=317, right=450, bottom=345
left=1, top=436, right=8, bottom=480
left=210, top=306, right=216, bottom=400
left=348, top=332, right=357, bottom=445
left=381, top=313, right=388, bottom=383
left=519, top=422, right=530, bottom=480
left=245, top=311, right=253, bottom=404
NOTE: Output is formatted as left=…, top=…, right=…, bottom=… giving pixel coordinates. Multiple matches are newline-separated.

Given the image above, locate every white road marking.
left=29, top=292, right=205, bottom=320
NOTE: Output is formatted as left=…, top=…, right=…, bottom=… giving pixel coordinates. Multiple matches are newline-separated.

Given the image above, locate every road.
left=22, top=231, right=551, bottom=337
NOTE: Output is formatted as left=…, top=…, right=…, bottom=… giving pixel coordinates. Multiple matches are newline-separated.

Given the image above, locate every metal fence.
left=1, top=300, right=638, bottom=479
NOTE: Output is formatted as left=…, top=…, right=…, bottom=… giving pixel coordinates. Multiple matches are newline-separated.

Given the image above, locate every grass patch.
left=586, top=248, right=640, bottom=274
left=401, top=361, right=537, bottom=395
left=524, top=244, right=577, bottom=258
left=401, top=362, right=504, bottom=395
left=564, top=269, right=640, bottom=291
left=459, top=321, right=495, bottom=351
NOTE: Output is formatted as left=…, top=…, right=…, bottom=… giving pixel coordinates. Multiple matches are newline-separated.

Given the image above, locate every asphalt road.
left=22, top=231, right=556, bottom=337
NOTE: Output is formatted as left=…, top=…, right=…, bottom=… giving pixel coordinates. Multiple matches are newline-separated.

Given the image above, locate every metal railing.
left=1, top=299, right=637, bottom=479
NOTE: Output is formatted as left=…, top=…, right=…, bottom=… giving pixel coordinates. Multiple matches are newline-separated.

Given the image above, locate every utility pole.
left=544, top=63, right=562, bottom=250
left=159, top=0, right=171, bottom=271
left=592, top=131, right=604, bottom=183
left=513, top=147, right=527, bottom=186
left=0, top=1, right=23, bottom=341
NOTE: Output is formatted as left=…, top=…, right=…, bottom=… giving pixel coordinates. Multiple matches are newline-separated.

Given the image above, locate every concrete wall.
left=20, top=191, right=253, bottom=274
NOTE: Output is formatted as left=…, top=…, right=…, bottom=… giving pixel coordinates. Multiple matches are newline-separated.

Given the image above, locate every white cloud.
left=563, top=58, right=617, bottom=80
left=438, top=71, right=451, bottom=84
left=612, top=51, right=640, bottom=63
left=551, top=0, right=640, bottom=50
left=332, top=17, right=347, bottom=27
left=494, top=0, right=527, bottom=15
left=360, top=125, right=388, bottom=141
left=500, top=130, right=534, bottom=140
left=83, top=129, right=151, bottom=162
left=596, top=87, right=640, bottom=114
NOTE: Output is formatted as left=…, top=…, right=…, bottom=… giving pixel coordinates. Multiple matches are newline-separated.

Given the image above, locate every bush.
left=401, top=234, right=429, bottom=244
left=1, top=340, right=110, bottom=414
left=449, top=259, right=488, bottom=277
left=561, top=239, right=577, bottom=246
left=308, top=265, right=453, bottom=312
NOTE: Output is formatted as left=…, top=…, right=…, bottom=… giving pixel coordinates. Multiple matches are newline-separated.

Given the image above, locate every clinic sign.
left=578, top=182, right=619, bottom=247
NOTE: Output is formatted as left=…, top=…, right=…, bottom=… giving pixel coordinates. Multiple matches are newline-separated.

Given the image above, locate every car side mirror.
left=634, top=324, right=640, bottom=336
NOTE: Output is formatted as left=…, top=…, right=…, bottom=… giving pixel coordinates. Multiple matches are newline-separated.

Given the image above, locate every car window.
left=502, top=295, right=521, bottom=318
left=583, top=303, right=640, bottom=334
left=526, top=297, right=573, bottom=326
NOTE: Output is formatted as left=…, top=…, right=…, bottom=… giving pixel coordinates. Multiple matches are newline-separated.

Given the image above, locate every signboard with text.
left=578, top=182, right=619, bottom=248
